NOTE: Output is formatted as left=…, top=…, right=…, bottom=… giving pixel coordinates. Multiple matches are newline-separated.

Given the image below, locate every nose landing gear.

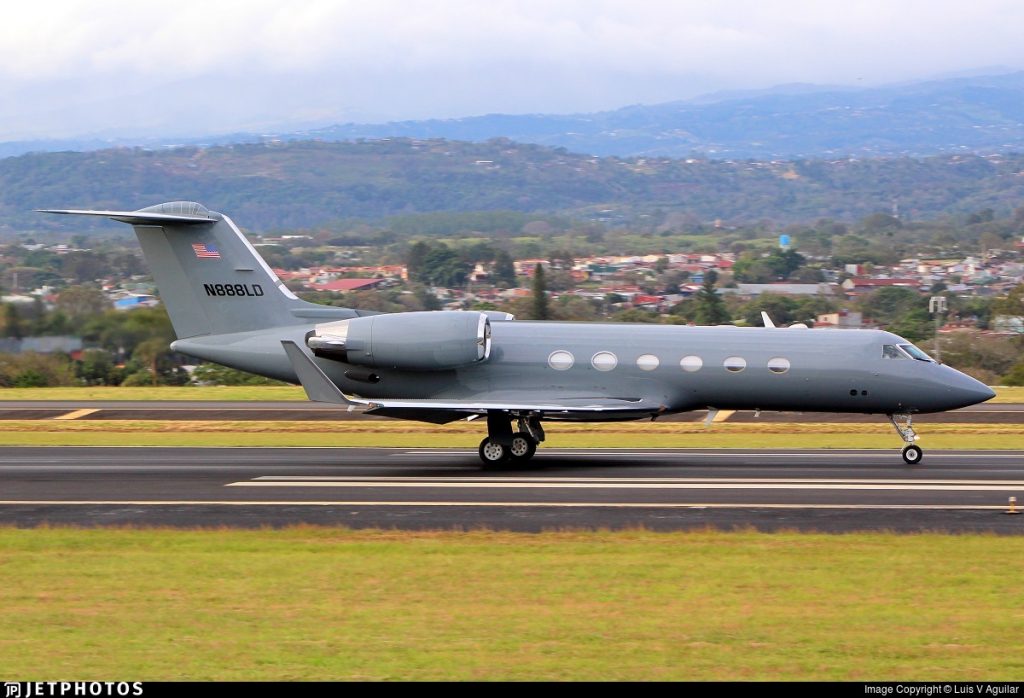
left=888, top=414, right=922, bottom=464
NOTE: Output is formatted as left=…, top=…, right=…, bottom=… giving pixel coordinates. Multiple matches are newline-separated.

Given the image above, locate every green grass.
left=0, top=385, right=1019, bottom=402
left=0, top=386, right=307, bottom=401
left=1, top=528, right=1023, bottom=680
left=0, top=420, right=1018, bottom=449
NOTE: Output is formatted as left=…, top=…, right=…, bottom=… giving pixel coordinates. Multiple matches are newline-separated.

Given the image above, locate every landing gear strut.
left=888, top=414, right=923, bottom=464
left=478, top=412, right=544, bottom=467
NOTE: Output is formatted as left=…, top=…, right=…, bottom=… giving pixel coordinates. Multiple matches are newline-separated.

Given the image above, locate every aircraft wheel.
left=901, top=444, right=923, bottom=465
left=509, top=432, right=538, bottom=462
left=479, top=437, right=511, bottom=467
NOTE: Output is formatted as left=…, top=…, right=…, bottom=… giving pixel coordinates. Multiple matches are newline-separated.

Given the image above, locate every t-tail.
left=38, top=201, right=355, bottom=338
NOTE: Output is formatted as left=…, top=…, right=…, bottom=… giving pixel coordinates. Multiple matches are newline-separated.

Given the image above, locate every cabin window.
left=548, top=350, right=574, bottom=370
left=724, top=356, right=746, bottom=373
left=882, top=345, right=906, bottom=359
left=680, top=355, right=703, bottom=373
left=591, top=351, right=618, bottom=371
left=767, top=357, right=790, bottom=374
left=636, top=354, right=660, bottom=371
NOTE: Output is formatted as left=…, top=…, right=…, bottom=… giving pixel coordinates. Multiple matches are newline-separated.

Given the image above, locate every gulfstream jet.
left=40, top=202, right=995, bottom=466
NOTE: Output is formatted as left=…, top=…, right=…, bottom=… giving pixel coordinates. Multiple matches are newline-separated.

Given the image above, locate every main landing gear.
left=888, top=413, right=923, bottom=464
left=477, top=412, right=545, bottom=467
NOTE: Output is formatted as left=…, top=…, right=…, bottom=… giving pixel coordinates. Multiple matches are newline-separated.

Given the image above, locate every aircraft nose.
left=941, top=368, right=996, bottom=410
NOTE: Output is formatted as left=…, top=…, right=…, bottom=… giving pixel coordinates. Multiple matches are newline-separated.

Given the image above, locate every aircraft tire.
left=479, top=437, right=511, bottom=467
left=509, top=432, right=538, bottom=462
left=901, top=444, right=923, bottom=465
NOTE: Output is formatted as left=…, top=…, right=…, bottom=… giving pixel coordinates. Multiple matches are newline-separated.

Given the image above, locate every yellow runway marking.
left=52, top=409, right=99, bottom=420
left=712, top=410, right=735, bottom=422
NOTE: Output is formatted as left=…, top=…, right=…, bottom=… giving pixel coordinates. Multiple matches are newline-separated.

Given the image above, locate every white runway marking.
left=251, top=475, right=1024, bottom=485
left=0, top=500, right=1016, bottom=511
left=405, top=450, right=1024, bottom=458
left=229, top=480, right=1024, bottom=492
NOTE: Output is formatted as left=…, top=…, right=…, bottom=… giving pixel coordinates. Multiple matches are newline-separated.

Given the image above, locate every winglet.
left=281, top=340, right=365, bottom=408
left=761, top=311, right=776, bottom=328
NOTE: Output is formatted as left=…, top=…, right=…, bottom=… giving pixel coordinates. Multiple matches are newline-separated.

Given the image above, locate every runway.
left=0, top=401, right=1020, bottom=422
left=2, top=446, right=1023, bottom=533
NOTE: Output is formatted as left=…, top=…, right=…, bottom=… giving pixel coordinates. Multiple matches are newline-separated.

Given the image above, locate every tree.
left=492, top=250, right=517, bottom=287
left=860, top=287, right=924, bottom=326
left=693, top=270, right=731, bottom=325
left=57, top=285, right=109, bottom=322
left=740, top=293, right=798, bottom=326
left=531, top=263, right=550, bottom=321
left=192, top=363, right=285, bottom=385
left=3, top=304, right=23, bottom=339
left=406, top=241, right=432, bottom=283
left=421, top=244, right=470, bottom=288
left=994, top=284, right=1024, bottom=316
left=1003, top=360, right=1024, bottom=387
left=75, top=349, right=121, bottom=386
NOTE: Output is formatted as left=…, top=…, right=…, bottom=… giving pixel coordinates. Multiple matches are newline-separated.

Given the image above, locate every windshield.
left=899, top=344, right=934, bottom=362
left=883, top=343, right=935, bottom=362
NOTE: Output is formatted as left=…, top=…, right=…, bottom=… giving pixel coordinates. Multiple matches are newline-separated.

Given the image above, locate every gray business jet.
left=40, top=202, right=995, bottom=466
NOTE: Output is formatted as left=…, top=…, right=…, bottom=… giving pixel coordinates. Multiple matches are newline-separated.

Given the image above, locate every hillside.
left=6, top=139, right=1024, bottom=234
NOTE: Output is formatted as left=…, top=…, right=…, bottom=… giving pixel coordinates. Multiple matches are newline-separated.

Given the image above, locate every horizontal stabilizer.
left=37, top=208, right=215, bottom=226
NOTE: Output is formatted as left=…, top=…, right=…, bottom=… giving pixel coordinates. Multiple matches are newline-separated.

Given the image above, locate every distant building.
left=841, top=278, right=920, bottom=292
left=815, top=310, right=864, bottom=329
left=0, top=336, right=83, bottom=357
left=992, top=315, right=1024, bottom=334
left=113, top=294, right=160, bottom=310
left=734, top=283, right=837, bottom=297
left=308, top=278, right=387, bottom=293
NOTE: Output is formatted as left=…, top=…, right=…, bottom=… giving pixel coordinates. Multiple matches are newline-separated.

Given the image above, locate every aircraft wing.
left=282, top=341, right=665, bottom=423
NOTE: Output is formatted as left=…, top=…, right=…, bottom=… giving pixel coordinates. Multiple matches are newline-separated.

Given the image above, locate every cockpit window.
left=882, top=345, right=906, bottom=359
left=899, top=344, right=934, bottom=362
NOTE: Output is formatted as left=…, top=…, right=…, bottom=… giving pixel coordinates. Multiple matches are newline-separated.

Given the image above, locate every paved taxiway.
left=1, top=446, right=1023, bottom=533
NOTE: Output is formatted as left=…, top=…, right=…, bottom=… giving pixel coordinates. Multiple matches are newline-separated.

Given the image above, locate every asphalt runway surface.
left=0, top=401, right=1021, bottom=422
left=2, top=446, right=1024, bottom=533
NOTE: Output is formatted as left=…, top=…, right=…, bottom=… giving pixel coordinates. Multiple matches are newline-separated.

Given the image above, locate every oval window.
left=767, top=357, right=790, bottom=374
left=636, top=354, right=659, bottom=371
left=724, top=356, right=746, bottom=373
left=548, top=350, right=574, bottom=371
left=680, top=355, right=702, bottom=373
left=591, top=351, right=618, bottom=371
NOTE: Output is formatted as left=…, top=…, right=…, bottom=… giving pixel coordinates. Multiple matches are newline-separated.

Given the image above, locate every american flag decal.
left=192, top=242, right=221, bottom=259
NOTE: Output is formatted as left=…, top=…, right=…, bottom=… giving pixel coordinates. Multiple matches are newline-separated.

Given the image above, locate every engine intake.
left=307, top=311, right=491, bottom=371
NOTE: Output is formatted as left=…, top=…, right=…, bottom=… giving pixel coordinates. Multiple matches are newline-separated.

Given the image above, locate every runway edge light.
left=1006, top=496, right=1020, bottom=516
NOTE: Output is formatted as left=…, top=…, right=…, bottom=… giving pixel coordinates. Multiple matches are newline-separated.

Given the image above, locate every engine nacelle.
left=307, top=311, right=491, bottom=371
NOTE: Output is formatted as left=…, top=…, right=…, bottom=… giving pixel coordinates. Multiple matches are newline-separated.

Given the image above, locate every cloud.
left=2, top=0, right=1024, bottom=138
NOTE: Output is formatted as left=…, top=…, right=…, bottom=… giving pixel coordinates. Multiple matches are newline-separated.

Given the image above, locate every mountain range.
left=3, top=72, right=1024, bottom=160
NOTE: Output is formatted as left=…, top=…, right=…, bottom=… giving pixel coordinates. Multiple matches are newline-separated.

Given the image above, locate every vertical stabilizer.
left=39, top=201, right=318, bottom=338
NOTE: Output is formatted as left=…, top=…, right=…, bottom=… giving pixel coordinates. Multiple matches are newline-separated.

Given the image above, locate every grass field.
left=1, top=385, right=1021, bottom=402
left=1, top=527, right=1022, bottom=680
left=0, top=419, right=1019, bottom=449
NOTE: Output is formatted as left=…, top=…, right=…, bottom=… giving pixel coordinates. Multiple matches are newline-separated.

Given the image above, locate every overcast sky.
left=2, top=0, right=1023, bottom=141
